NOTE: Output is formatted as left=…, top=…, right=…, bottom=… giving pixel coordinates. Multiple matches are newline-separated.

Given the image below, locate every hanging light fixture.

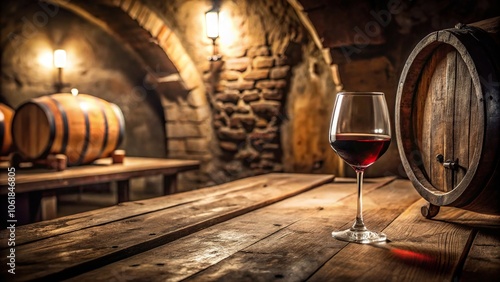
left=205, top=0, right=221, bottom=61
left=53, top=49, right=69, bottom=92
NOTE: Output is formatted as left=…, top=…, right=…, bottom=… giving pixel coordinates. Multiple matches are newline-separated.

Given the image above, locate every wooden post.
left=117, top=180, right=130, bottom=202
left=163, top=175, right=178, bottom=195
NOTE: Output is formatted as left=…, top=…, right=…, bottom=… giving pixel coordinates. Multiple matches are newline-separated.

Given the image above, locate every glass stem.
left=352, top=170, right=366, bottom=231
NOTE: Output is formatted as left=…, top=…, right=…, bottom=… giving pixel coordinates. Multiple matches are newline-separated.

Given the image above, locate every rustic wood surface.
left=0, top=157, right=200, bottom=194
left=1, top=174, right=498, bottom=281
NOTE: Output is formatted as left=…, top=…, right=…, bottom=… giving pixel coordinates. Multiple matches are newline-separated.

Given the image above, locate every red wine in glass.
left=329, top=92, right=391, bottom=243
left=330, top=133, right=391, bottom=171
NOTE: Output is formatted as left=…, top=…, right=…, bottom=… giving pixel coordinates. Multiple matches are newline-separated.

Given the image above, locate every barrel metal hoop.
left=48, top=96, right=69, bottom=155
left=37, top=102, right=56, bottom=160
left=111, top=103, right=125, bottom=148
left=96, top=99, right=109, bottom=158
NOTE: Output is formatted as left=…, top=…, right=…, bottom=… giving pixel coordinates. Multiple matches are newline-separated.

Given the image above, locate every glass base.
left=332, top=228, right=387, bottom=244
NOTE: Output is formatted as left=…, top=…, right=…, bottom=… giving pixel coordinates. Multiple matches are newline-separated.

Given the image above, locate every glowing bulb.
left=54, top=49, right=67, bottom=68
left=205, top=9, right=219, bottom=40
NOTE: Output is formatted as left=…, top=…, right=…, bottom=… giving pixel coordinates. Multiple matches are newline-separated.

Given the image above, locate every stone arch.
left=47, top=0, right=213, bottom=168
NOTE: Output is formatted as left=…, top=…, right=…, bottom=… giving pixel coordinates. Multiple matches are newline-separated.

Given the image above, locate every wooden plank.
left=418, top=45, right=442, bottom=186
left=0, top=173, right=334, bottom=281
left=453, top=53, right=472, bottom=185
left=428, top=45, right=449, bottom=191
left=0, top=157, right=200, bottom=194
left=67, top=177, right=398, bottom=281
left=460, top=229, right=500, bottom=281
left=309, top=199, right=500, bottom=281
left=1, top=174, right=331, bottom=246
left=444, top=50, right=456, bottom=190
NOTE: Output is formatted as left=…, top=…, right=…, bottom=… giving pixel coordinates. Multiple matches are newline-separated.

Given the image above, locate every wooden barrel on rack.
left=0, top=103, right=15, bottom=156
left=395, top=17, right=500, bottom=215
left=12, top=93, right=125, bottom=166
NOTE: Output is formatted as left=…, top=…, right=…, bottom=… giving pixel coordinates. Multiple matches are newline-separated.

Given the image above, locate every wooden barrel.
left=0, top=103, right=15, bottom=156
left=396, top=17, right=500, bottom=215
left=12, top=93, right=125, bottom=166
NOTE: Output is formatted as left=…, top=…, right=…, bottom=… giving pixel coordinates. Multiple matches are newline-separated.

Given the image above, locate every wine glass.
left=329, top=92, right=391, bottom=243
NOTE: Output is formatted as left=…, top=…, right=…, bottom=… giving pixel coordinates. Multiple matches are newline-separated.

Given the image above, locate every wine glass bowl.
left=329, top=92, right=391, bottom=243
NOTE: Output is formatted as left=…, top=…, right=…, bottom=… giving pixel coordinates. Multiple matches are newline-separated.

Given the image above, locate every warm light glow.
left=38, top=52, right=53, bottom=69
left=205, top=9, right=219, bottom=40
left=71, top=88, right=79, bottom=96
left=79, top=101, right=89, bottom=111
left=54, top=49, right=67, bottom=68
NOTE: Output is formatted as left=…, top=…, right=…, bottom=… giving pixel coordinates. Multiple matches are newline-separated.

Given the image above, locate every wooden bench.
left=0, top=173, right=498, bottom=281
left=0, top=157, right=199, bottom=223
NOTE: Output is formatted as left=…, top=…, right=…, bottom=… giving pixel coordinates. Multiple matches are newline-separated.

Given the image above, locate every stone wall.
left=146, top=0, right=341, bottom=181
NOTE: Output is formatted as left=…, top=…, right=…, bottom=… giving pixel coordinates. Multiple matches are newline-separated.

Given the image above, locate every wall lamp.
left=53, top=49, right=69, bottom=92
left=205, top=0, right=221, bottom=61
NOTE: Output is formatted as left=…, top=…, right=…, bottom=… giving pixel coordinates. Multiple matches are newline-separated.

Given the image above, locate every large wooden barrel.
left=396, top=17, right=500, bottom=215
left=0, top=103, right=15, bottom=156
left=12, top=93, right=125, bottom=166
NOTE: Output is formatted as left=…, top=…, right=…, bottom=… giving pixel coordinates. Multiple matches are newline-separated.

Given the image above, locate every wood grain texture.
left=309, top=199, right=500, bottom=281
left=0, top=176, right=498, bottom=281
left=68, top=177, right=397, bottom=282
left=0, top=157, right=200, bottom=194
left=0, top=103, right=14, bottom=155
left=396, top=18, right=500, bottom=212
left=5, top=172, right=308, bottom=245
left=427, top=45, right=450, bottom=191
left=0, top=173, right=333, bottom=281
left=11, top=94, right=124, bottom=165
left=461, top=229, right=500, bottom=281
left=453, top=54, right=472, bottom=185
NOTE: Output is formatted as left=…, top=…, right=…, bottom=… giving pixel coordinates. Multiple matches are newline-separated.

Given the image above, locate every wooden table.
left=0, top=157, right=199, bottom=223
left=1, top=173, right=498, bottom=281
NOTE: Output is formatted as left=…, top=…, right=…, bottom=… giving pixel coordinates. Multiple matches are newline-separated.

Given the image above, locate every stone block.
left=164, top=105, right=179, bottom=121
left=230, top=114, right=256, bottom=131
left=220, top=141, right=239, bottom=151
left=236, top=105, right=251, bottom=114
left=242, top=90, right=261, bottom=103
left=224, top=80, right=255, bottom=91
left=220, top=70, right=241, bottom=81
left=275, top=56, right=288, bottom=66
left=186, top=138, right=210, bottom=153
left=262, top=143, right=280, bottom=150
left=250, top=101, right=281, bottom=118
left=248, top=46, right=270, bottom=58
left=215, top=92, right=240, bottom=104
left=187, top=88, right=208, bottom=107
left=256, top=79, right=287, bottom=89
left=167, top=122, right=202, bottom=138
left=217, top=127, right=247, bottom=141
left=225, top=57, right=251, bottom=71
left=167, top=139, right=186, bottom=153
left=262, top=89, right=283, bottom=101
left=270, top=66, right=290, bottom=79
left=223, top=104, right=236, bottom=116
left=253, top=56, right=274, bottom=69
left=249, top=130, right=278, bottom=142
left=255, top=118, right=268, bottom=128
left=135, top=7, right=150, bottom=27
left=120, top=0, right=134, bottom=12
left=195, top=106, right=211, bottom=122
left=225, top=46, right=247, bottom=58
left=128, top=1, right=141, bottom=19
left=243, top=69, right=269, bottom=80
